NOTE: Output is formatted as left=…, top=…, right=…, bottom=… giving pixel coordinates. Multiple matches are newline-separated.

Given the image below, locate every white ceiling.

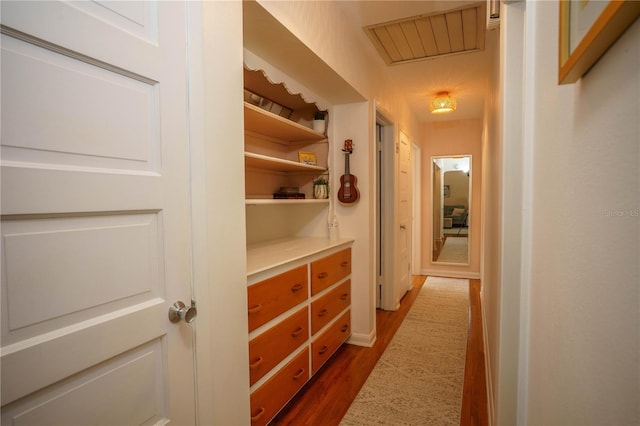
left=335, top=1, right=497, bottom=123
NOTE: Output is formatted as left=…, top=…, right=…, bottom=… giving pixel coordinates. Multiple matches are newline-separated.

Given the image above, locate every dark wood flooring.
left=271, top=275, right=488, bottom=426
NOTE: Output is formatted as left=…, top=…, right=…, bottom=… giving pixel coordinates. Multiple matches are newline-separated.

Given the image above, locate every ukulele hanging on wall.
left=337, top=139, right=360, bottom=204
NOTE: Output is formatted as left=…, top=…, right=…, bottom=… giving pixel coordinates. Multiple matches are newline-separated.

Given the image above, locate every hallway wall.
left=523, top=5, right=639, bottom=424
left=496, top=2, right=640, bottom=424
left=421, top=119, right=483, bottom=277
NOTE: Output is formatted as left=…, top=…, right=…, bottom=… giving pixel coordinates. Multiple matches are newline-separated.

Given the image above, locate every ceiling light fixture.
left=430, top=92, right=457, bottom=114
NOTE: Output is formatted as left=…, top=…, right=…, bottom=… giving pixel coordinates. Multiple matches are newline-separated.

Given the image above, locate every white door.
left=398, top=131, right=412, bottom=295
left=1, top=1, right=196, bottom=424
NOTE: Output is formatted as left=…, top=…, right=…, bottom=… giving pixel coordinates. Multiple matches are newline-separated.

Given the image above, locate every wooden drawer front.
left=248, top=265, right=308, bottom=332
left=310, top=248, right=351, bottom=295
left=311, top=280, right=351, bottom=335
left=248, top=306, right=309, bottom=386
left=311, top=309, right=351, bottom=375
left=250, top=347, right=310, bottom=426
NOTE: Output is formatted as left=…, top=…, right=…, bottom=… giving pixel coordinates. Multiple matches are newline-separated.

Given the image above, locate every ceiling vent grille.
left=364, top=3, right=486, bottom=65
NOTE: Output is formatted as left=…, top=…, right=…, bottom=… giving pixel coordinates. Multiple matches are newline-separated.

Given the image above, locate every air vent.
left=364, top=3, right=486, bottom=65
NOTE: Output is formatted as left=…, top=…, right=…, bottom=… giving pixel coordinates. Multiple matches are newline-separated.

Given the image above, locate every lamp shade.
left=430, top=92, right=457, bottom=114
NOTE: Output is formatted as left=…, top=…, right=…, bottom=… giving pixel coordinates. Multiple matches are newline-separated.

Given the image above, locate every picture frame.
left=298, top=151, right=317, bottom=165
left=559, top=0, right=640, bottom=85
left=444, top=185, right=450, bottom=198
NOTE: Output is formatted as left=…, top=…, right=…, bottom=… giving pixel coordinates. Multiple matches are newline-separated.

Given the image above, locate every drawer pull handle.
left=293, top=368, right=305, bottom=380
left=318, top=345, right=329, bottom=355
left=317, top=272, right=328, bottom=279
left=249, top=356, right=263, bottom=369
left=318, top=309, right=328, bottom=317
left=291, top=283, right=304, bottom=292
left=247, top=304, right=263, bottom=314
left=341, top=325, right=349, bottom=333
left=291, top=327, right=304, bottom=337
left=251, top=407, right=265, bottom=423
left=341, top=261, right=349, bottom=267
left=340, top=293, right=348, bottom=300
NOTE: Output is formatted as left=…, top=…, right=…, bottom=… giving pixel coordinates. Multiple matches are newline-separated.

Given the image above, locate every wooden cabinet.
left=247, top=246, right=352, bottom=425
left=311, top=309, right=351, bottom=374
left=243, top=67, right=353, bottom=425
left=250, top=347, right=309, bottom=426
left=249, top=306, right=309, bottom=386
left=311, top=279, right=351, bottom=334
left=311, top=248, right=352, bottom=295
left=247, top=265, right=308, bottom=332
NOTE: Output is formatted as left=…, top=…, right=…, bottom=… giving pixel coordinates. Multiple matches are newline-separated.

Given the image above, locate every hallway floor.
left=271, top=276, right=488, bottom=425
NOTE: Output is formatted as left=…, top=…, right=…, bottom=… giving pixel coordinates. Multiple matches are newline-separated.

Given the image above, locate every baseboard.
left=421, top=269, right=481, bottom=279
left=348, top=330, right=377, bottom=348
left=480, top=287, right=495, bottom=426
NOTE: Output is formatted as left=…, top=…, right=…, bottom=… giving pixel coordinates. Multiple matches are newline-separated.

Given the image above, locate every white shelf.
left=246, top=236, right=354, bottom=277
left=245, top=152, right=326, bottom=173
left=245, top=198, right=329, bottom=205
left=244, top=102, right=326, bottom=142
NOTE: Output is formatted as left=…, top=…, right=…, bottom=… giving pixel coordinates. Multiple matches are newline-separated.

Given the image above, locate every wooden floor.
left=272, top=275, right=488, bottom=426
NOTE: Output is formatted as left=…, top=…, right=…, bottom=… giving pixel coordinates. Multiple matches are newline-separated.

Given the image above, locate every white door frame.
left=375, top=108, right=397, bottom=311
left=187, top=2, right=250, bottom=424
left=412, top=142, right=422, bottom=275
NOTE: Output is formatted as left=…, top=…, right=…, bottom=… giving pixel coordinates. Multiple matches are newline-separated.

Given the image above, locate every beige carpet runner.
left=340, top=276, right=469, bottom=425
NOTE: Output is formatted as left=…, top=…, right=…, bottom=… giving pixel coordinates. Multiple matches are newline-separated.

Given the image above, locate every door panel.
left=1, top=1, right=195, bottom=424
left=3, top=340, right=165, bottom=426
left=2, top=34, right=159, bottom=173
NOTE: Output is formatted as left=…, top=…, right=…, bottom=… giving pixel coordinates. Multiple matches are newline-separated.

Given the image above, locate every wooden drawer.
left=248, top=306, right=308, bottom=386
left=250, top=347, right=310, bottom=426
left=248, top=265, right=308, bottom=332
left=311, top=309, right=351, bottom=375
left=311, top=279, right=350, bottom=335
left=310, top=248, right=351, bottom=295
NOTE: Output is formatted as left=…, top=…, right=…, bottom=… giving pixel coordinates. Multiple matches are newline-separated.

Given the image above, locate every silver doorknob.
left=168, top=300, right=197, bottom=324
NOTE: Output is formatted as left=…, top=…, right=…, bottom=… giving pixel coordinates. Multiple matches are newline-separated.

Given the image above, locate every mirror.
left=432, top=156, right=471, bottom=264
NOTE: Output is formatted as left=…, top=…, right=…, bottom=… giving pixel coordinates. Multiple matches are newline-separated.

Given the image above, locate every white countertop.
left=246, top=236, right=353, bottom=277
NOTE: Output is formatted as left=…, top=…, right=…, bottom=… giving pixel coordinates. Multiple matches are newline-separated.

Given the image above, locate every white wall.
left=498, top=1, right=640, bottom=424
left=526, top=4, right=639, bottom=424
left=190, top=2, right=250, bottom=424
left=333, top=101, right=376, bottom=345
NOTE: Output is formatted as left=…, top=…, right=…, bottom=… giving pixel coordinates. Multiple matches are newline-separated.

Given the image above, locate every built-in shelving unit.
left=244, top=102, right=325, bottom=143
left=244, top=152, right=326, bottom=173
left=244, top=67, right=331, bottom=248
left=245, top=198, right=329, bottom=205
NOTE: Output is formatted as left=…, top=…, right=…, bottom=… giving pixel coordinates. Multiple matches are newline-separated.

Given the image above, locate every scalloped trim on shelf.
left=243, top=66, right=327, bottom=123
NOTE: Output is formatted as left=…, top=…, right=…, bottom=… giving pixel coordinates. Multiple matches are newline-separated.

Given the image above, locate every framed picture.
left=298, top=151, right=317, bottom=165
left=444, top=185, right=450, bottom=198
left=559, top=1, right=640, bottom=85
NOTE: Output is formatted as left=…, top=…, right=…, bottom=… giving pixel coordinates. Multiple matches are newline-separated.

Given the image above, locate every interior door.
left=1, top=1, right=196, bottom=424
left=398, top=131, right=412, bottom=296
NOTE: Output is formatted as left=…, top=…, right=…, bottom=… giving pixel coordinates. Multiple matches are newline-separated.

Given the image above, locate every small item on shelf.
left=274, top=186, right=304, bottom=199
left=243, top=89, right=293, bottom=119
left=312, top=111, right=327, bottom=134
left=278, top=186, right=299, bottom=194
left=313, top=176, right=329, bottom=199
left=298, top=151, right=317, bottom=165
left=273, top=192, right=305, bottom=199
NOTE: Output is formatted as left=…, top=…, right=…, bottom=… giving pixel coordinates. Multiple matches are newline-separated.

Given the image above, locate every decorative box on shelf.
left=273, top=187, right=305, bottom=199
